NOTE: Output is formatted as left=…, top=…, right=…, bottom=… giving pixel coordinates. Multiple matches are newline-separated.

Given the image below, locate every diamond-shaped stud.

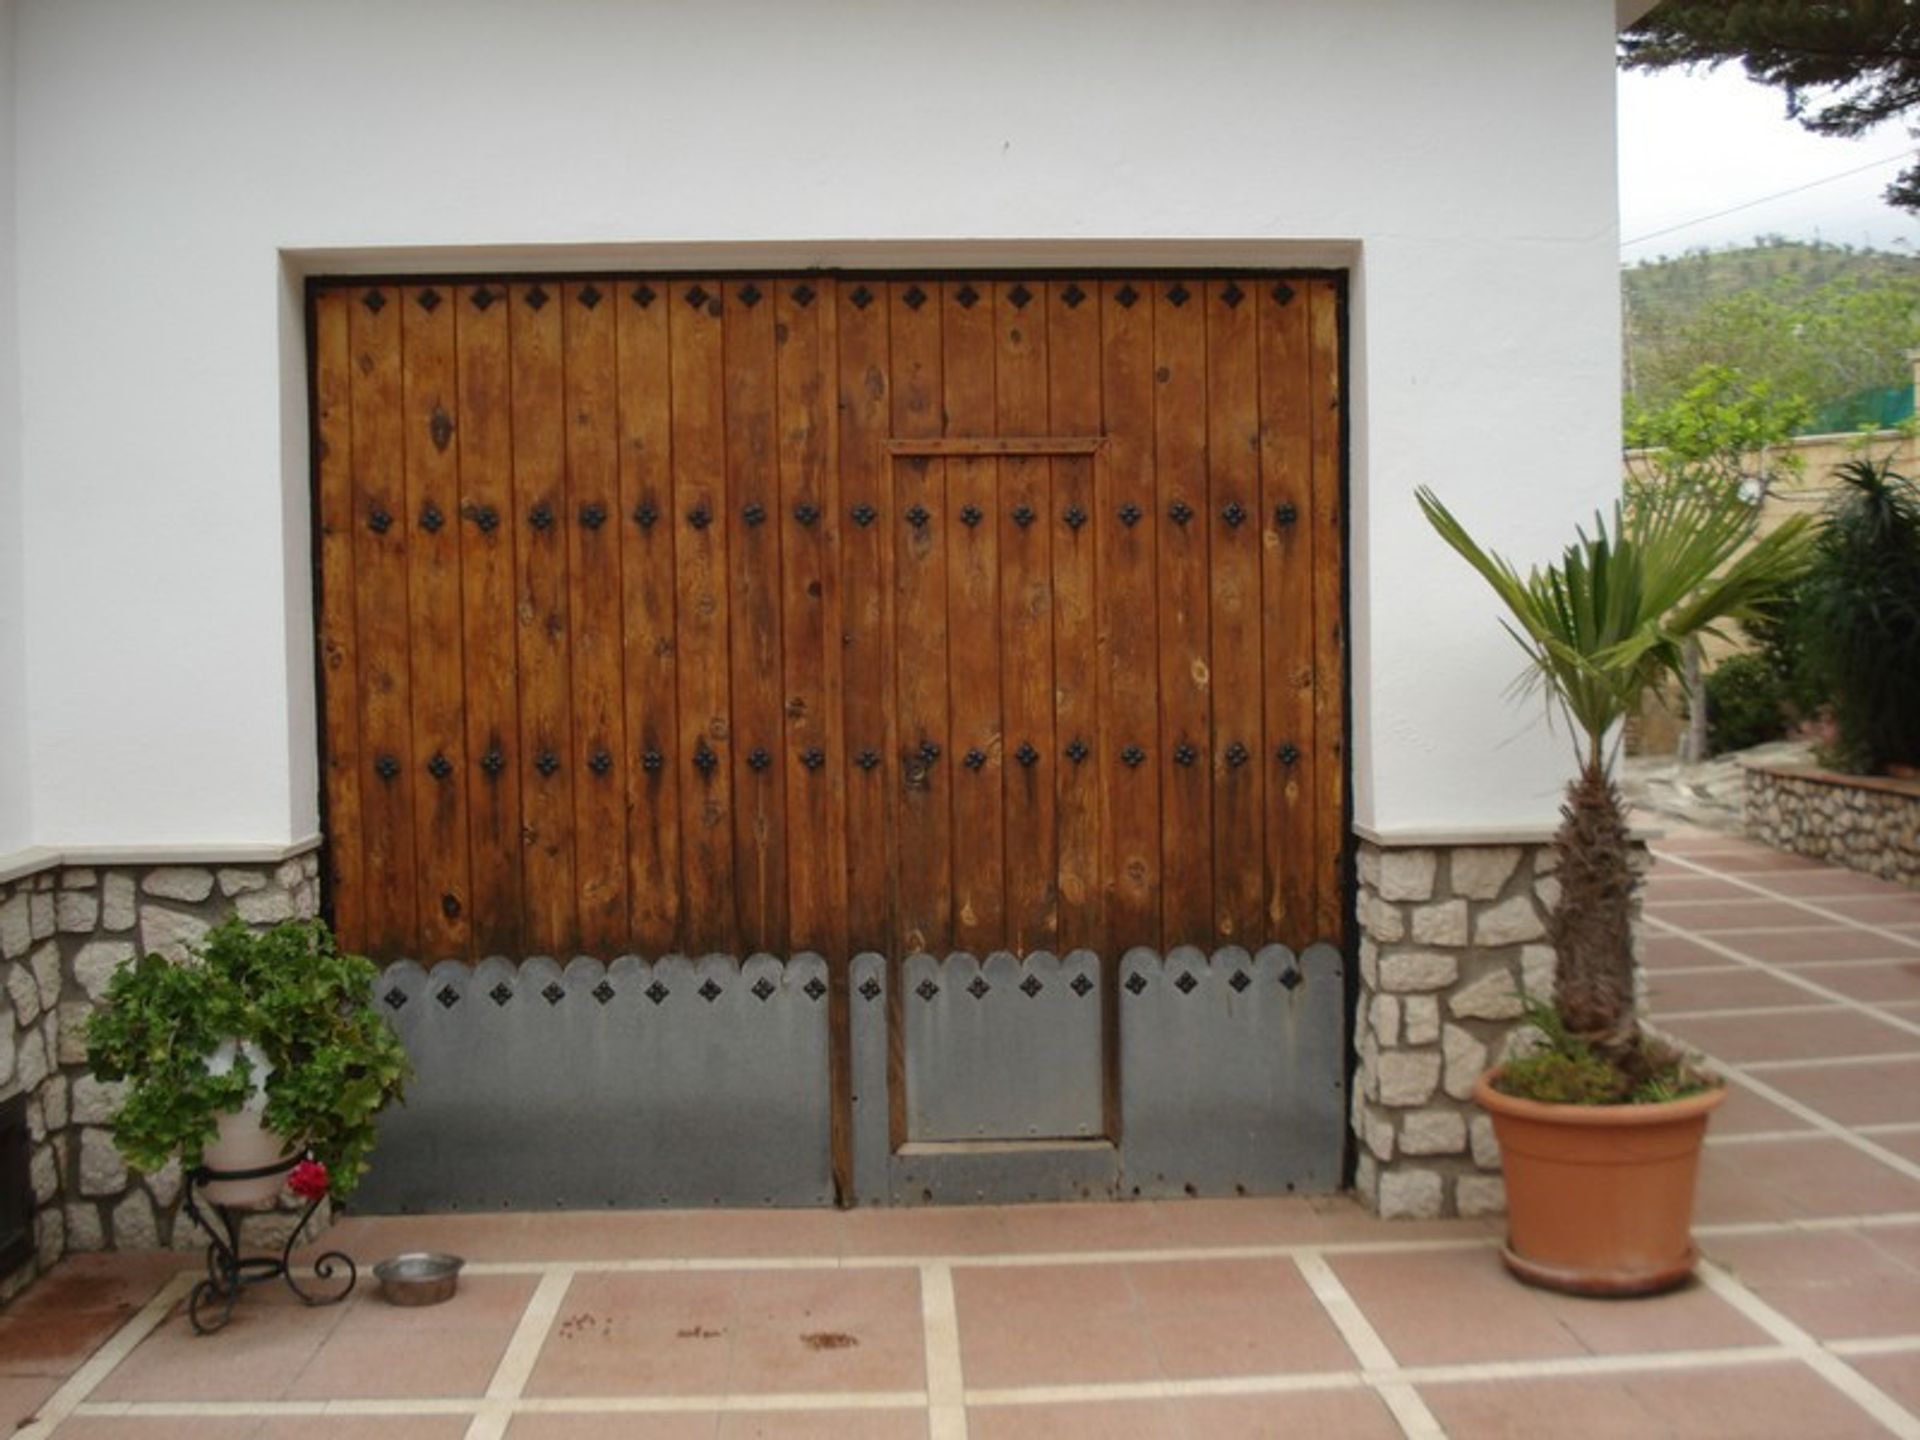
left=1065, top=739, right=1089, bottom=764
left=1063, top=506, right=1087, bottom=531
left=856, top=749, right=881, bottom=771
left=420, top=503, right=445, bottom=534
left=1061, top=283, right=1086, bottom=309
left=1226, top=741, right=1250, bottom=768
left=427, top=753, right=452, bottom=780
left=850, top=285, right=874, bottom=310
left=963, top=748, right=987, bottom=770
left=525, top=285, right=549, bottom=311
left=684, top=284, right=709, bottom=309
left=535, top=749, right=560, bottom=777
left=529, top=501, right=554, bottom=531
left=737, top=282, right=762, bottom=308
left=792, top=282, right=815, bottom=308
left=383, top=987, right=408, bottom=1011
left=361, top=289, right=386, bottom=313
left=1019, top=975, right=1043, bottom=998
left=1011, top=505, right=1036, bottom=529
left=1167, top=283, right=1190, bottom=307
left=633, top=501, right=658, bottom=529
left=1124, top=973, right=1148, bottom=996
left=642, top=749, right=664, bottom=773
left=480, top=747, right=505, bottom=777
left=859, top=977, right=883, bottom=1002
left=743, top=502, right=766, bottom=527
left=801, top=747, right=826, bottom=772
left=470, top=287, right=496, bottom=311
left=1229, top=970, right=1252, bottom=993
left=748, top=748, right=772, bottom=772
left=631, top=284, right=656, bottom=308
left=593, top=980, right=616, bottom=1005
left=919, top=740, right=942, bottom=763
left=1122, top=746, right=1147, bottom=768
left=751, top=977, right=777, bottom=1002
left=966, top=976, right=991, bottom=999
left=1070, top=973, right=1095, bottom=998
left=803, top=976, right=827, bottom=1002
left=851, top=503, right=878, bottom=527
left=1015, top=742, right=1039, bottom=768
left=906, top=505, right=931, bottom=529
left=417, top=288, right=441, bottom=313
left=436, top=985, right=460, bottom=1009
left=1174, top=971, right=1199, bottom=995
left=1280, top=968, right=1304, bottom=991
left=589, top=749, right=613, bottom=775
left=1119, top=503, right=1143, bottom=527
left=916, top=979, right=940, bottom=1002
left=1276, top=742, right=1301, bottom=766
left=1274, top=501, right=1299, bottom=527
left=793, top=502, right=820, bottom=526
left=1114, top=284, right=1139, bottom=309
left=1221, top=501, right=1247, bottom=528
left=1173, top=743, right=1198, bottom=767
left=698, top=979, right=723, bottom=1003
left=1008, top=283, right=1032, bottom=309
left=902, top=284, right=928, bottom=311
left=693, top=745, right=719, bottom=776
left=374, top=754, right=400, bottom=780
left=1169, top=500, right=1194, bottom=525
left=646, top=980, right=670, bottom=1005
left=1221, top=282, right=1245, bottom=309
left=368, top=506, right=393, bottom=535
left=490, top=982, right=514, bottom=1006
left=959, top=504, right=983, bottom=528
left=1272, top=281, right=1296, bottom=306
left=955, top=284, right=980, bottom=310
left=542, top=981, right=566, bottom=1005
left=578, top=284, right=602, bottom=309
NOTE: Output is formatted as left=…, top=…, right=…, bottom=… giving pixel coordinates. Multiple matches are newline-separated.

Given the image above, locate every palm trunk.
left=1681, top=639, right=1708, bottom=764
left=1548, top=761, right=1641, bottom=1064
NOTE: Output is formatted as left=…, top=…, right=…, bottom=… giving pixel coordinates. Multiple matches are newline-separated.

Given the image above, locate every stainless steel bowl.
left=372, top=1252, right=464, bottom=1306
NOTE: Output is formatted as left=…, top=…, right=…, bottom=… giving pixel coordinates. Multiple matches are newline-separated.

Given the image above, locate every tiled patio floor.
left=8, top=827, right=1920, bottom=1438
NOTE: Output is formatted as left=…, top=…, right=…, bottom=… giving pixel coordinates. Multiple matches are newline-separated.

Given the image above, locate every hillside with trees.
left=1624, top=238, right=1920, bottom=432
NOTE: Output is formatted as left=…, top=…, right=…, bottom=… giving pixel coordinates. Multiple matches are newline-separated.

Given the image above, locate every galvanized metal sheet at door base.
left=352, top=944, right=1346, bottom=1211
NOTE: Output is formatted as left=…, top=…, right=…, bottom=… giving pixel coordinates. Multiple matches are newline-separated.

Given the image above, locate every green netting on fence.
left=1808, top=385, right=1914, bottom=435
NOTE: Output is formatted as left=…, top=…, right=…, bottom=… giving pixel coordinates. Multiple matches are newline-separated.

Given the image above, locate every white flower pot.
left=200, top=1108, right=295, bottom=1208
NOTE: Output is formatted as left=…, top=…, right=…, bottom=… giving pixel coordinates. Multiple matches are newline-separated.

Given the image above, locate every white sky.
left=1618, top=65, right=1920, bottom=265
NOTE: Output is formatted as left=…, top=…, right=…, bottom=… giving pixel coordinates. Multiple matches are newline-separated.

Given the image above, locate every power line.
left=1622, top=150, right=1917, bottom=250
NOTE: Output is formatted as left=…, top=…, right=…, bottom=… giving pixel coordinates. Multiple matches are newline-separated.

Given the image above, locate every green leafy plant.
left=85, top=917, right=409, bottom=1198
left=1703, top=652, right=1790, bottom=754
left=1795, top=456, right=1920, bottom=773
left=1500, top=1004, right=1713, bottom=1106
left=1418, top=483, right=1812, bottom=1094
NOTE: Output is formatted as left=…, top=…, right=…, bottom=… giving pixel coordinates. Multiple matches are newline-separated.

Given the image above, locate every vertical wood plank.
left=995, top=281, right=1057, bottom=953
left=313, top=292, right=364, bottom=950
left=1047, top=281, right=1104, bottom=956
left=724, top=280, right=789, bottom=954
left=563, top=281, right=629, bottom=954
left=453, top=282, right=523, bottom=958
left=615, top=280, right=681, bottom=955
left=1205, top=279, right=1265, bottom=946
left=942, top=282, right=1005, bottom=954
left=1153, top=281, right=1213, bottom=950
left=347, top=286, right=417, bottom=957
left=1308, top=280, right=1348, bottom=946
left=400, top=285, right=472, bottom=960
left=509, top=282, right=577, bottom=956
left=777, top=279, right=845, bottom=956
left=1099, top=280, right=1161, bottom=953
left=671, top=279, right=736, bottom=956
left=837, top=282, right=896, bottom=957
left=890, top=281, right=952, bottom=957
left=1257, top=280, right=1316, bottom=948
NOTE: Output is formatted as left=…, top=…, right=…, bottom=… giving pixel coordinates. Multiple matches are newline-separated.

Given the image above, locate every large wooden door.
left=312, top=274, right=1345, bottom=967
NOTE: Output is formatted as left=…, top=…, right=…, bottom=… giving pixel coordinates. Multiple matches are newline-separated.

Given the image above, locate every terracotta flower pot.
left=1475, top=1068, right=1725, bottom=1297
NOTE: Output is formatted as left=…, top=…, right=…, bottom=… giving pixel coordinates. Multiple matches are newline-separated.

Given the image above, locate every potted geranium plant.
left=85, top=916, right=409, bottom=1208
left=1418, top=482, right=1812, bottom=1295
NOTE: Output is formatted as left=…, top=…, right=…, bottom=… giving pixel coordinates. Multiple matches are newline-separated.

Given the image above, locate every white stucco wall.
left=10, top=0, right=1623, bottom=854
left=0, top=0, right=27, bottom=854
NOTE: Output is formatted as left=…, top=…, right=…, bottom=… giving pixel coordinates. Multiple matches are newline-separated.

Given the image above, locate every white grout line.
left=1295, top=1251, right=1446, bottom=1439
left=1657, top=1001, right=1847, bottom=1021
left=462, top=1266, right=574, bottom=1440
left=1697, top=1260, right=1920, bottom=1439
left=1709, top=1128, right=1830, bottom=1147
left=13, top=1271, right=193, bottom=1440
left=1833, top=1337, right=1920, bottom=1359
left=1643, top=914, right=1920, bottom=1042
left=1698, top=1211, right=1920, bottom=1238
left=920, top=1262, right=968, bottom=1440
left=1741, top=1052, right=1920, bottom=1072
left=1654, top=850, right=1920, bottom=952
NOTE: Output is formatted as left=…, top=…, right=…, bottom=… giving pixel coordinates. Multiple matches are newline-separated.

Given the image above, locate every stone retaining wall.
left=0, top=852, right=319, bottom=1300
left=1745, top=763, right=1920, bottom=890
left=1350, top=836, right=1648, bottom=1220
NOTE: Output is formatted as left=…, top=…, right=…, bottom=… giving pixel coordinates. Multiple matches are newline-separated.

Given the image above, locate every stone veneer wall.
left=0, top=851, right=319, bottom=1301
left=1351, top=837, right=1650, bottom=1221
left=1745, top=763, right=1920, bottom=890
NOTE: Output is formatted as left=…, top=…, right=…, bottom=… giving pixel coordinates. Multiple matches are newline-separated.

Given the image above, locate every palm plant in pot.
left=1418, top=483, right=1812, bottom=1295
left=85, top=916, right=409, bottom=1209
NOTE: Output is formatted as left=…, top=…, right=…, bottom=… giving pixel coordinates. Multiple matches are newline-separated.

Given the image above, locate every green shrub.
left=1797, top=457, right=1920, bottom=772
left=1705, top=652, right=1789, bottom=754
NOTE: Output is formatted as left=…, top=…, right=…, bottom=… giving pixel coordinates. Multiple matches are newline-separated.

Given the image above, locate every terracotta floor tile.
left=1844, top=1353, right=1920, bottom=1417
left=1660, top=1008, right=1918, bottom=1064
left=1169, top=1389, right=1402, bottom=1438
left=1689, top=850, right=1832, bottom=875
left=992, top=1201, right=1164, bottom=1253
left=525, top=1271, right=743, bottom=1398
left=1650, top=899, right=1846, bottom=933
left=1764, top=871, right=1918, bottom=900
left=968, top=1399, right=1182, bottom=1439
left=92, top=1288, right=352, bottom=1402
left=1866, top=1128, right=1920, bottom=1163
left=1723, top=929, right=1914, bottom=964
left=672, top=1208, right=846, bottom=1259
left=54, top=1420, right=264, bottom=1440
left=259, top=1420, right=473, bottom=1439
left=1710, top=1082, right=1819, bottom=1136
left=1710, top=1231, right=1920, bottom=1341
left=1648, top=967, right=1826, bottom=1013
left=331, top=1273, right=538, bottom=1334
left=1423, top=1362, right=1883, bottom=1440
left=1787, top=960, right=1920, bottom=1003
left=322, top=1212, right=546, bottom=1264
left=505, top=1416, right=718, bottom=1439
left=1328, top=1247, right=1583, bottom=1365
left=717, top=1409, right=931, bottom=1438
left=838, top=1205, right=1013, bottom=1257
left=724, top=1270, right=925, bottom=1395
left=1139, top=1195, right=1330, bottom=1249
left=0, top=1373, right=58, bottom=1431
left=287, top=1325, right=514, bottom=1398
left=1821, top=895, right=1920, bottom=926
left=1642, top=935, right=1741, bottom=970
left=1644, top=875, right=1754, bottom=902
left=1758, top=1058, right=1920, bottom=1127
left=1707, top=1136, right=1920, bottom=1219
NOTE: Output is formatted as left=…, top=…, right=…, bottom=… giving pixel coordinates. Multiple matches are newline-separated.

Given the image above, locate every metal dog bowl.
left=372, top=1252, right=464, bottom=1306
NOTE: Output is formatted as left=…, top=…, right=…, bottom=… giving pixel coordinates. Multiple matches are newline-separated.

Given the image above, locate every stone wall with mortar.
left=1745, top=763, right=1920, bottom=890
left=1352, top=839, right=1564, bottom=1220
left=0, top=850, right=319, bottom=1300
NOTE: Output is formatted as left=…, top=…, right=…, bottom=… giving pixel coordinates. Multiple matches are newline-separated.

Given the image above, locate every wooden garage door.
left=312, top=275, right=1344, bottom=964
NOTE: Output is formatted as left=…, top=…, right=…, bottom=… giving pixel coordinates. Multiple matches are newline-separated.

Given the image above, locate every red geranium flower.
left=288, top=1159, right=330, bottom=1201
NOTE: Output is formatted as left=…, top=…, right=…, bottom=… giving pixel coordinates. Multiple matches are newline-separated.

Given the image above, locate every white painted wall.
left=0, top=0, right=27, bottom=854
left=11, top=0, right=1623, bottom=852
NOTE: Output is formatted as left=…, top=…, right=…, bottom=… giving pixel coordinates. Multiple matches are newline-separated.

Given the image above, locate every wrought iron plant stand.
left=180, top=1155, right=356, bottom=1334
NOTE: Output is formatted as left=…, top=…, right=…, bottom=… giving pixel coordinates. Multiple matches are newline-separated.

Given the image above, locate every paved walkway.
left=5, top=828, right=1920, bottom=1438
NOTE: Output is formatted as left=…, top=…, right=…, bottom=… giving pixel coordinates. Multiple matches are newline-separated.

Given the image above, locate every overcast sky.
left=1619, top=65, right=1920, bottom=266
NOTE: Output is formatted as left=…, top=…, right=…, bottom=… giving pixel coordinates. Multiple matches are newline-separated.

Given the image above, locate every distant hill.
left=1624, top=238, right=1920, bottom=429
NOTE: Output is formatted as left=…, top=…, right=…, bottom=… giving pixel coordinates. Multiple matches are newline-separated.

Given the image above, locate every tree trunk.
left=1681, top=639, right=1708, bottom=764
left=1548, top=762, right=1641, bottom=1063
